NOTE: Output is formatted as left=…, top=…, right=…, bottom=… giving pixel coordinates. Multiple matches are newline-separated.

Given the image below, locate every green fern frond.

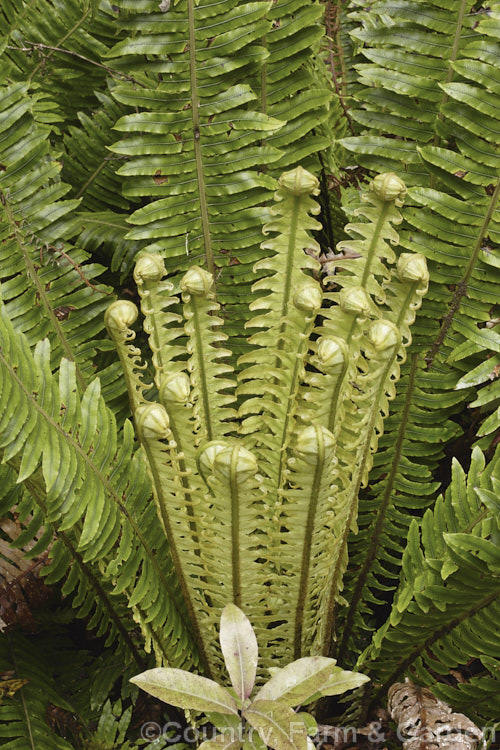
left=0, top=83, right=121, bottom=401
left=357, top=447, right=500, bottom=724
left=0, top=631, right=76, bottom=749
left=62, top=92, right=130, bottom=212
left=237, top=167, right=322, bottom=470
left=106, top=0, right=281, bottom=288
left=342, top=0, right=477, bottom=183
left=181, top=267, right=237, bottom=440
left=257, top=0, right=332, bottom=172
left=0, top=0, right=119, bottom=122
left=0, top=302, right=198, bottom=670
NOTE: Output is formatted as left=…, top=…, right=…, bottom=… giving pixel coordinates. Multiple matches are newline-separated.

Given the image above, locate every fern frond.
left=357, top=447, right=500, bottom=724
left=0, top=631, right=76, bottom=749
left=62, top=92, right=130, bottom=212
left=258, top=0, right=332, bottom=172
left=342, top=0, right=476, bottom=184
left=0, top=302, right=198, bottom=670
left=1, top=0, right=119, bottom=123
left=107, top=0, right=281, bottom=289
left=195, top=440, right=265, bottom=672
left=181, top=267, right=237, bottom=440
left=237, top=168, right=322, bottom=472
left=0, top=83, right=121, bottom=401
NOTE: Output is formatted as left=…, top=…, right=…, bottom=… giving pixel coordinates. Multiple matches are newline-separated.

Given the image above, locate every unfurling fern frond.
left=106, top=167, right=428, bottom=678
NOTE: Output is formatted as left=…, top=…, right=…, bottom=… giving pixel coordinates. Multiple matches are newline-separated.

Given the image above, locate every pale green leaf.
left=220, top=604, right=258, bottom=701
left=243, top=701, right=307, bottom=750
left=130, top=668, right=239, bottom=715
left=315, top=669, right=370, bottom=697
left=198, top=736, right=242, bottom=750
left=253, top=657, right=337, bottom=707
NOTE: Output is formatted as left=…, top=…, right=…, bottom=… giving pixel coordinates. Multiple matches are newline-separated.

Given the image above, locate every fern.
left=0, top=0, right=499, bottom=736
left=355, top=447, right=500, bottom=725
left=0, top=0, right=119, bottom=123
left=0, top=300, right=198, bottom=669
left=0, top=82, right=126, bottom=404
left=326, top=0, right=500, bottom=678
left=103, top=168, right=428, bottom=678
left=0, top=631, right=76, bottom=749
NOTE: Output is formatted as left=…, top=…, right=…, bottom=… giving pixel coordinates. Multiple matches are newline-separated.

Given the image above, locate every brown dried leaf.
left=388, top=682, right=483, bottom=750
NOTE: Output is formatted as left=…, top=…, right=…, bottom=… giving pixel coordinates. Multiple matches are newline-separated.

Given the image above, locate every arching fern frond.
left=0, top=301, right=198, bottom=670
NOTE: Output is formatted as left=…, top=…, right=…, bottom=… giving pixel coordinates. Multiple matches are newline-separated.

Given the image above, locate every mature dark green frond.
left=103, top=0, right=340, bottom=358
left=0, top=0, right=122, bottom=123
left=0, top=631, right=76, bottom=749
left=106, top=0, right=280, bottom=301
left=62, top=92, right=129, bottom=213
left=62, top=89, right=146, bottom=282
left=256, top=0, right=332, bottom=173
left=341, top=0, right=477, bottom=183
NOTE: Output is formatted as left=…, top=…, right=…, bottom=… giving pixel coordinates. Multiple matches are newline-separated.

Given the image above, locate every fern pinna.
left=101, top=167, right=427, bottom=677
